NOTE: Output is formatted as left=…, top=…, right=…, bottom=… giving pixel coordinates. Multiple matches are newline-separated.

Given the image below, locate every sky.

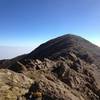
left=0, top=0, right=100, bottom=59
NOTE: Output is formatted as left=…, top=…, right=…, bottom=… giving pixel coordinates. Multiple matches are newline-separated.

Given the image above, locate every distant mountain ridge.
left=27, top=34, right=100, bottom=67
left=28, top=34, right=99, bottom=57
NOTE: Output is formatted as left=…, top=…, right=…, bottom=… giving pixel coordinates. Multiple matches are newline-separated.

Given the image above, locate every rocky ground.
left=0, top=34, right=100, bottom=100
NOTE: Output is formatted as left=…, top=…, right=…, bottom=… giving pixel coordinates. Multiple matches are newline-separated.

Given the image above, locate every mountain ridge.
left=0, top=34, right=100, bottom=100
left=26, top=34, right=100, bottom=68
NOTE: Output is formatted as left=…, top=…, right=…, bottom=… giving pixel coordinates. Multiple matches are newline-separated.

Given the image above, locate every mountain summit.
left=0, top=34, right=100, bottom=100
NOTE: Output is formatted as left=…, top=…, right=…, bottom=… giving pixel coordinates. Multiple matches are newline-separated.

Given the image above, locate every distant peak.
left=62, top=33, right=76, bottom=36
left=55, top=34, right=81, bottom=40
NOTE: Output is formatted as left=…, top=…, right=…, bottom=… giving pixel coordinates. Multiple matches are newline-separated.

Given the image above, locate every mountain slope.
left=0, top=34, right=100, bottom=100
left=28, top=34, right=100, bottom=67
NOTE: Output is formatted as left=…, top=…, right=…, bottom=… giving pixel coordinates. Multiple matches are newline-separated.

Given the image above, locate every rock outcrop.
left=0, top=69, right=33, bottom=100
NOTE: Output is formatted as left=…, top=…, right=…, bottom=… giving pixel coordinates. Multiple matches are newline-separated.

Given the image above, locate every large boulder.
left=0, top=69, right=33, bottom=100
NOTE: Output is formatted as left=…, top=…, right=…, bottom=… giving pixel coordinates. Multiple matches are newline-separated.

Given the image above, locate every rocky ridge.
left=0, top=34, right=100, bottom=100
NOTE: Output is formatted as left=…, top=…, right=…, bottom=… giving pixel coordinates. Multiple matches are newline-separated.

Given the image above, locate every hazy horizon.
left=0, top=46, right=34, bottom=60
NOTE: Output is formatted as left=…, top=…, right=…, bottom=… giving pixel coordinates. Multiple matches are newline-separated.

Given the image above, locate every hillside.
left=0, top=34, right=100, bottom=100
left=28, top=34, right=100, bottom=67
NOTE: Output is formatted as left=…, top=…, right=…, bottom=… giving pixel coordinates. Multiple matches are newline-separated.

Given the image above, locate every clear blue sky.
left=0, top=0, right=100, bottom=47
